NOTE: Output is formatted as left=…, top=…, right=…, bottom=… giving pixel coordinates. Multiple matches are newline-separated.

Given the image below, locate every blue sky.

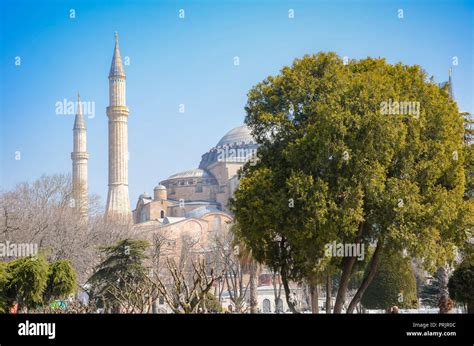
left=0, top=0, right=473, bottom=208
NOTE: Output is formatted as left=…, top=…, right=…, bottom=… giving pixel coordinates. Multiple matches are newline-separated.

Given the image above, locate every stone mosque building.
left=132, top=124, right=258, bottom=223
left=131, top=124, right=259, bottom=253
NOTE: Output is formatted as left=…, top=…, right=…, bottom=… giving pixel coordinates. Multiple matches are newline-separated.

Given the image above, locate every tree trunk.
left=437, top=265, right=449, bottom=298
left=326, top=274, right=332, bottom=314
left=333, top=257, right=356, bottom=313
left=272, top=272, right=282, bottom=314
left=309, top=281, right=319, bottom=313
left=346, top=241, right=383, bottom=314
left=281, top=264, right=298, bottom=313
left=333, top=223, right=364, bottom=313
left=249, top=262, right=258, bottom=313
left=437, top=264, right=451, bottom=314
left=202, top=295, right=207, bottom=313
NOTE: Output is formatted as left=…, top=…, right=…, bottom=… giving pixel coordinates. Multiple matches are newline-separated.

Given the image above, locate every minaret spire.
left=105, top=32, right=131, bottom=220
left=109, top=32, right=125, bottom=79
left=71, top=92, right=89, bottom=221
left=74, top=91, right=85, bottom=129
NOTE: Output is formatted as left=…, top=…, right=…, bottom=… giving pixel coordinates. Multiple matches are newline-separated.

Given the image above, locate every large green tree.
left=361, top=251, right=418, bottom=310
left=6, top=255, right=49, bottom=311
left=43, top=260, right=77, bottom=304
left=87, top=239, right=150, bottom=312
left=231, top=52, right=473, bottom=313
left=448, top=254, right=474, bottom=313
left=0, top=256, right=78, bottom=313
left=0, top=262, right=12, bottom=313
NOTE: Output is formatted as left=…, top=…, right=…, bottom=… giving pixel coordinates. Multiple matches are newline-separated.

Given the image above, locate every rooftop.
left=166, top=168, right=212, bottom=180
left=216, top=124, right=255, bottom=147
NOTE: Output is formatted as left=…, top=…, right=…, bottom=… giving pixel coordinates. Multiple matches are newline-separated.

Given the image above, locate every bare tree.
left=104, top=273, right=157, bottom=313
left=0, top=174, right=133, bottom=284
left=212, top=230, right=249, bottom=312
left=151, top=258, right=221, bottom=313
left=224, top=254, right=250, bottom=312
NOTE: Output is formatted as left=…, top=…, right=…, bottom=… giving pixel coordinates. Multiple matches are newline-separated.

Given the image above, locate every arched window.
left=160, top=210, right=165, bottom=218
left=262, top=299, right=271, bottom=313
left=276, top=298, right=284, bottom=313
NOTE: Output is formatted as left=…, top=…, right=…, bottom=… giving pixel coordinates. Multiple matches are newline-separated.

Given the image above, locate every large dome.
left=166, top=168, right=212, bottom=180
left=199, top=124, right=259, bottom=169
left=216, top=124, right=255, bottom=147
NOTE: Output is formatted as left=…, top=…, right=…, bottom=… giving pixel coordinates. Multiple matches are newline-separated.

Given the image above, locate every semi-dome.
left=216, top=124, right=255, bottom=147
left=166, top=168, right=212, bottom=180
left=185, top=206, right=221, bottom=218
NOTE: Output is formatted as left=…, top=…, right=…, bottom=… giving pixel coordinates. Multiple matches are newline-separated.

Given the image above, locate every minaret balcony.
left=106, top=106, right=129, bottom=117
left=71, top=152, right=89, bottom=160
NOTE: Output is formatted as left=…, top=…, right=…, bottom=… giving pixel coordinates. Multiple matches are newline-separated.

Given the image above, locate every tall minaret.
left=105, top=32, right=131, bottom=219
left=71, top=92, right=89, bottom=221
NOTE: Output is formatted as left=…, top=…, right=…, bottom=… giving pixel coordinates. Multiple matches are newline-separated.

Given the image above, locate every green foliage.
left=7, top=255, right=49, bottom=310
left=464, top=144, right=474, bottom=199
left=87, top=239, right=150, bottom=311
left=43, top=260, right=77, bottom=304
left=0, top=256, right=79, bottom=313
left=448, top=255, right=474, bottom=312
left=0, top=262, right=12, bottom=313
left=232, top=52, right=472, bottom=292
left=361, top=251, right=418, bottom=309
